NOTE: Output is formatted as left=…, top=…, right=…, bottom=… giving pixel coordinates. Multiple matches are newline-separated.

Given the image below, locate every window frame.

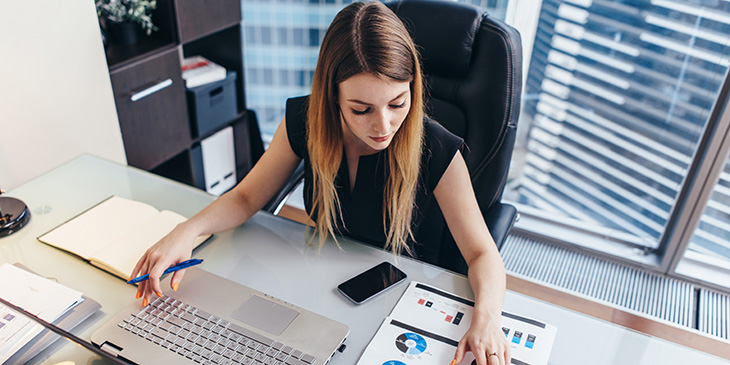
left=665, top=67, right=730, bottom=291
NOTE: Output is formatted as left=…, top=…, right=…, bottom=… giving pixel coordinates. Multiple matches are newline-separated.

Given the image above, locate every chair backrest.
left=386, top=0, right=523, bottom=273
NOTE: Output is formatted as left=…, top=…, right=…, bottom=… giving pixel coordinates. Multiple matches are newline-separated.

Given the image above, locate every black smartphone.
left=337, top=262, right=407, bottom=305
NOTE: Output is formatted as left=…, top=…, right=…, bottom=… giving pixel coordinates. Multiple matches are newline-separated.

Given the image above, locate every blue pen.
left=126, top=259, right=204, bottom=284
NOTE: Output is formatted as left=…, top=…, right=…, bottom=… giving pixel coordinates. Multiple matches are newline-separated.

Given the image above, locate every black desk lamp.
left=0, top=189, right=31, bottom=237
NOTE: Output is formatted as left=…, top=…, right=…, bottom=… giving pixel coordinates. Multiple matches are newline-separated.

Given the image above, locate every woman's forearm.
left=467, top=249, right=507, bottom=326
left=181, top=187, right=259, bottom=238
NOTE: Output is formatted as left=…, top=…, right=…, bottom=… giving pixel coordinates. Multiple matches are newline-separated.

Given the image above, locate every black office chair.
left=266, top=0, right=522, bottom=274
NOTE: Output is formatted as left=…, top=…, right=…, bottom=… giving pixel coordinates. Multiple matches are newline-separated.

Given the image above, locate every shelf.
left=151, top=149, right=195, bottom=186
left=190, top=110, right=248, bottom=145
left=106, top=40, right=177, bottom=71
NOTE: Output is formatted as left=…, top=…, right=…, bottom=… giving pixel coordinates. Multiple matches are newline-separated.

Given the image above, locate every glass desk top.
left=1, top=155, right=727, bottom=364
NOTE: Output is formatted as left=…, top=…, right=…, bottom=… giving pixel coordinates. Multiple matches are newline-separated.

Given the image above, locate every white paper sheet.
left=201, top=126, right=236, bottom=196
left=0, top=264, right=83, bottom=362
left=357, top=281, right=557, bottom=365
left=0, top=303, right=39, bottom=362
left=357, top=316, right=477, bottom=365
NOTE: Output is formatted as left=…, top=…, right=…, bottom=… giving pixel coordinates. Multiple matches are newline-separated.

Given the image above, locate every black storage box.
left=187, top=70, right=237, bottom=137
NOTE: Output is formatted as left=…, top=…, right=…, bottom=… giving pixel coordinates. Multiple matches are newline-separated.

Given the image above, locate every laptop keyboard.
left=118, top=295, right=317, bottom=365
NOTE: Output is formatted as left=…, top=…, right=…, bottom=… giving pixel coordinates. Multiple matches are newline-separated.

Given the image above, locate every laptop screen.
left=0, top=296, right=132, bottom=365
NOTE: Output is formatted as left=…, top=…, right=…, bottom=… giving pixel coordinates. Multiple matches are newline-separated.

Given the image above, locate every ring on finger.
left=488, top=352, right=498, bottom=357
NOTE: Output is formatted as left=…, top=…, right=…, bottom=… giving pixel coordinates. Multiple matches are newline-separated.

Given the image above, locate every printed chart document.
left=357, top=281, right=557, bottom=365
left=37, top=196, right=210, bottom=280
left=0, top=264, right=83, bottom=363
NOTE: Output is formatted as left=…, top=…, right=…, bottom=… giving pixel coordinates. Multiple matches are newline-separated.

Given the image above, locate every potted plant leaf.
left=96, top=0, right=159, bottom=45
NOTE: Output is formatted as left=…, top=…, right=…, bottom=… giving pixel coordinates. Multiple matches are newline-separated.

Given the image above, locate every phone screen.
left=337, top=262, right=407, bottom=304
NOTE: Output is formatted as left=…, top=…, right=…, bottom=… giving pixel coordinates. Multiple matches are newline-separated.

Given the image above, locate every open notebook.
left=37, top=196, right=210, bottom=280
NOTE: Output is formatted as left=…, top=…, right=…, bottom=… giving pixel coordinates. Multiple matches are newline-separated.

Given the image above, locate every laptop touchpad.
left=231, top=295, right=299, bottom=336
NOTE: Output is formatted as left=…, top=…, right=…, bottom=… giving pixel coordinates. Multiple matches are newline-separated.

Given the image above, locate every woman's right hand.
left=127, top=115, right=301, bottom=306
left=129, top=222, right=198, bottom=306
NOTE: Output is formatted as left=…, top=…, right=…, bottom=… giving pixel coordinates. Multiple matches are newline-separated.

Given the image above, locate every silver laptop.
left=91, top=267, right=349, bottom=365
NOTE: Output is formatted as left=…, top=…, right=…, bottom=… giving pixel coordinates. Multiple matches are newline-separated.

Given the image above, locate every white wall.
left=0, top=0, right=126, bottom=191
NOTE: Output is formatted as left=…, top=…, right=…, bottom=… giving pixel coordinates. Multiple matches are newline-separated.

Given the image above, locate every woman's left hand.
left=452, top=316, right=511, bottom=365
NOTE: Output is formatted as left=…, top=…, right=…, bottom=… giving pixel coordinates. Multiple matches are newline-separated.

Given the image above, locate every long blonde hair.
left=306, top=1, right=425, bottom=255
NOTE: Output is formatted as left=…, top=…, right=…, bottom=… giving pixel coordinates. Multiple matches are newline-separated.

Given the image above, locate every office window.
left=244, top=25, right=257, bottom=45
left=292, top=28, right=305, bottom=46
left=294, top=70, right=306, bottom=86
left=681, top=160, right=730, bottom=273
left=671, top=88, right=730, bottom=288
left=277, top=28, right=289, bottom=45
left=279, top=69, right=292, bottom=85
left=260, top=26, right=272, bottom=45
left=262, top=68, right=274, bottom=85
left=504, top=0, right=730, bottom=262
left=691, top=175, right=730, bottom=261
left=308, top=28, right=321, bottom=47
left=248, top=67, right=259, bottom=85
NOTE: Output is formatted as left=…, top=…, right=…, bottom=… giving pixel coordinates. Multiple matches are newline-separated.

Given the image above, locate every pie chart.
left=395, top=332, right=427, bottom=355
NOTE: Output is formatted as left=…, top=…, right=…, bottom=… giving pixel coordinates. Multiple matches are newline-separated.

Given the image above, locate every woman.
left=131, top=2, right=510, bottom=364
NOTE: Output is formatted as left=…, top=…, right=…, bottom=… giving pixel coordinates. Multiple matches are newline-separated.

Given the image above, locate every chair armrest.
left=262, top=162, right=305, bottom=213
left=484, top=202, right=517, bottom=250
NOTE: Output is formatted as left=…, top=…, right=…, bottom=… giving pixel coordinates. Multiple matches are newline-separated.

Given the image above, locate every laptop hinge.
left=100, top=341, right=123, bottom=357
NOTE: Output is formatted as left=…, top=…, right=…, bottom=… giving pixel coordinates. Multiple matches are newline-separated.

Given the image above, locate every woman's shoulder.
left=421, top=116, right=464, bottom=190
left=287, top=95, right=309, bottom=112
left=422, top=116, right=463, bottom=153
left=286, top=96, right=309, bottom=127
left=286, top=95, right=310, bottom=158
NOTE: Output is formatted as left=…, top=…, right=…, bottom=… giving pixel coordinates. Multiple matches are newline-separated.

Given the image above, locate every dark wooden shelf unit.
left=102, top=0, right=258, bottom=192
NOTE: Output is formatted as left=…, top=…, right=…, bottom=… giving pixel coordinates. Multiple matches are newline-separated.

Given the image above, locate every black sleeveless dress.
left=285, top=96, right=463, bottom=265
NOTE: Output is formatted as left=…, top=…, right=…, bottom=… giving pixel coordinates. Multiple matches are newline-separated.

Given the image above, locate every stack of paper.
left=181, top=56, right=227, bottom=88
left=357, top=281, right=557, bottom=365
left=0, top=264, right=84, bottom=363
